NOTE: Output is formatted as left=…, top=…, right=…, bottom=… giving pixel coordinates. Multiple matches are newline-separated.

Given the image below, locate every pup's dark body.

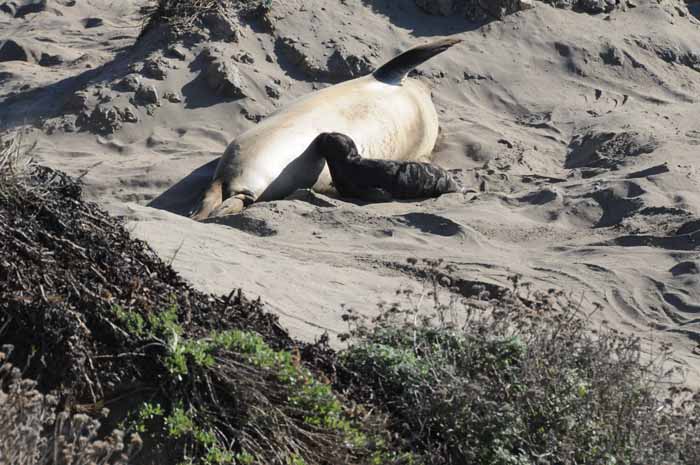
left=314, top=132, right=461, bottom=201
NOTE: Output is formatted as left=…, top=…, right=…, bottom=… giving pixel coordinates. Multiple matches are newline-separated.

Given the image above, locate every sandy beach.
left=2, top=0, right=700, bottom=386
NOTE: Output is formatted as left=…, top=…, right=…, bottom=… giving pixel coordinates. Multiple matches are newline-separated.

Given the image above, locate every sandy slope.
left=2, top=0, right=700, bottom=384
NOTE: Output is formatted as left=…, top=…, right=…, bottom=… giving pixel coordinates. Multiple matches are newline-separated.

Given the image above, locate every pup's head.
left=314, top=132, right=358, bottom=162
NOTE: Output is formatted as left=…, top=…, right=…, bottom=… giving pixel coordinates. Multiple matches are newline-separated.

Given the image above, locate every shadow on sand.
left=361, top=0, right=487, bottom=37
left=0, top=29, right=175, bottom=132
left=148, top=157, right=219, bottom=217
left=148, top=139, right=326, bottom=217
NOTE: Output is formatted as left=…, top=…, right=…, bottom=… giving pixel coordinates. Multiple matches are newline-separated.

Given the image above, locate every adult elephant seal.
left=314, top=132, right=462, bottom=201
left=191, top=37, right=461, bottom=220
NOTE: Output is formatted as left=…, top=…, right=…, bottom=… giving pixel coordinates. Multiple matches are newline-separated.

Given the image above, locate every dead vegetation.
left=139, top=0, right=270, bottom=39
left=0, top=355, right=140, bottom=465
left=0, top=133, right=376, bottom=465
left=0, top=136, right=290, bottom=400
left=1, top=131, right=699, bottom=464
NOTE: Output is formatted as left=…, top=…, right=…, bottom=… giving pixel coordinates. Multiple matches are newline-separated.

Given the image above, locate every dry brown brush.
left=0, top=353, right=140, bottom=465
left=139, top=0, right=270, bottom=38
left=337, top=260, right=700, bottom=465
left=0, top=133, right=388, bottom=465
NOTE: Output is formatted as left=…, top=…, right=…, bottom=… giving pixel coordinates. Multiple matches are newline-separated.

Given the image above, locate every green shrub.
left=114, top=303, right=390, bottom=465
left=338, top=260, right=700, bottom=465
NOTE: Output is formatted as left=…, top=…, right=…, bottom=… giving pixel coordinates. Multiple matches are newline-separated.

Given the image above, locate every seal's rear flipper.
left=190, top=178, right=223, bottom=221
left=372, top=37, right=462, bottom=84
left=210, top=195, right=246, bottom=217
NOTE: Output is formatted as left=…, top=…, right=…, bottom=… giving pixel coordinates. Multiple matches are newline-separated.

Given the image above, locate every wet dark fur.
left=373, top=37, right=462, bottom=84
left=315, top=132, right=461, bottom=201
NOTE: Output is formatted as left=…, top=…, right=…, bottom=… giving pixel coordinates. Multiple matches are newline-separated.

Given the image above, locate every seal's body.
left=315, top=132, right=461, bottom=201
left=192, top=38, right=461, bottom=219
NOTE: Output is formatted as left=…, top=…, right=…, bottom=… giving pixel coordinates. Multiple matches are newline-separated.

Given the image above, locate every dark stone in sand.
left=88, top=105, right=121, bottom=134
left=236, top=52, right=255, bottom=64
left=141, top=57, right=169, bottom=80
left=600, top=45, right=625, bottom=66
left=566, top=131, right=656, bottom=170
left=135, top=84, right=159, bottom=105
left=326, top=48, right=373, bottom=81
left=38, top=52, right=62, bottom=66
left=117, top=73, right=141, bottom=92
left=0, top=0, right=46, bottom=18
left=202, top=11, right=240, bottom=42
left=201, top=46, right=247, bottom=98
left=163, top=91, right=182, bottom=103
left=117, top=105, right=139, bottom=123
left=83, top=17, right=103, bottom=28
left=0, top=39, right=31, bottom=62
left=63, top=91, right=89, bottom=113
left=265, top=84, right=281, bottom=99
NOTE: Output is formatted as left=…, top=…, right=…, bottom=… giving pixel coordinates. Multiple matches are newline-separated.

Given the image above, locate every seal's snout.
left=315, top=132, right=357, bottom=161
left=315, top=132, right=346, bottom=151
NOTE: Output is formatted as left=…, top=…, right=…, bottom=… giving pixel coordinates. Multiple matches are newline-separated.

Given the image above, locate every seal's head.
left=314, top=132, right=359, bottom=162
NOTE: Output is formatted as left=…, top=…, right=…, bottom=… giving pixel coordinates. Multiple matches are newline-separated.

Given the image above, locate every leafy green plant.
left=113, top=304, right=146, bottom=337
left=113, top=299, right=390, bottom=465
left=166, top=405, right=195, bottom=439
left=338, top=259, right=700, bottom=465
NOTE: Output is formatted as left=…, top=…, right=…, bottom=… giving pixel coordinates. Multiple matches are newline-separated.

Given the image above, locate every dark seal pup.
left=314, top=132, right=463, bottom=201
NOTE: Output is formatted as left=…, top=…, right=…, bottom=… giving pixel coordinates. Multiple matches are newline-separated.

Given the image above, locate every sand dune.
left=2, top=0, right=700, bottom=384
